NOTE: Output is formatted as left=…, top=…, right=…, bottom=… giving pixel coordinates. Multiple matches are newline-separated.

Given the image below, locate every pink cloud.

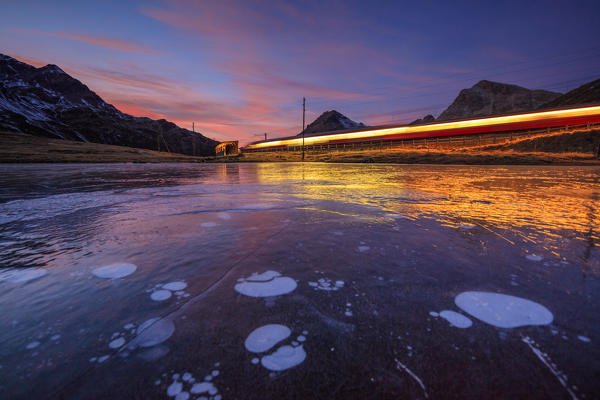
left=22, top=29, right=157, bottom=55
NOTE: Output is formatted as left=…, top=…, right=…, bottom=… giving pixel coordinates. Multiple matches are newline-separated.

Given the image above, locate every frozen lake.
left=0, top=162, right=598, bottom=399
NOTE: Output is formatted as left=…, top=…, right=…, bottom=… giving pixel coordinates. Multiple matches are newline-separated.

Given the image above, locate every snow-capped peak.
left=39, top=64, right=66, bottom=74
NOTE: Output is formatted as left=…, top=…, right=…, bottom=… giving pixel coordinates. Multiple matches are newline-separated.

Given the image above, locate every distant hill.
left=539, top=77, right=600, bottom=109
left=0, top=54, right=217, bottom=156
left=299, top=110, right=365, bottom=135
left=436, top=80, right=561, bottom=121
left=409, top=114, right=435, bottom=125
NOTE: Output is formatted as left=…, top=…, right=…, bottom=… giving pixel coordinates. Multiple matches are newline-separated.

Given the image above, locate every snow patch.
left=0, top=268, right=48, bottom=283
left=438, top=310, right=472, bottom=328
left=109, top=337, right=126, bottom=349
left=455, top=291, right=553, bottom=328
left=92, top=263, right=137, bottom=279
left=163, top=281, right=187, bottom=291
left=235, top=271, right=297, bottom=298
left=128, top=318, right=175, bottom=349
left=245, top=324, right=291, bottom=353
left=261, top=345, right=306, bottom=372
left=308, top=277, right=344, bottom=292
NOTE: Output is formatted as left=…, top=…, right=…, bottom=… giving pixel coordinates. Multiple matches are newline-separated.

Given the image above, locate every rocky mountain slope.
left=0, top=54, right=217, bottom=156
left=299, top=110, right=365, bottom=135
left=436, top=80, right=561, bottom=121
left=540, top=77, right=600, bottom=109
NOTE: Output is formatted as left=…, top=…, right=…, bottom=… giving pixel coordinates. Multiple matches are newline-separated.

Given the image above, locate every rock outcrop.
left=437, top=80, right=561, bottom=121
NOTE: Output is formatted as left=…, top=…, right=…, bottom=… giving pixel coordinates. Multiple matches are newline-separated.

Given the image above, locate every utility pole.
left=302, top=97, right=305, bottom=161
left=264, top=133, right=267, bottom=141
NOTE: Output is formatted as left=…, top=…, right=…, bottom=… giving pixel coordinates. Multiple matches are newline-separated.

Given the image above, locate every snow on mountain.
left=0, top=54, right=218, bottom=155
left=300, top=110, right=366, bottom=135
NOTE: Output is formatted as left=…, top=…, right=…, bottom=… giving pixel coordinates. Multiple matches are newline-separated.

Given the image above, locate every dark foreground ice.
left=0, top=163, right=599, bottom=399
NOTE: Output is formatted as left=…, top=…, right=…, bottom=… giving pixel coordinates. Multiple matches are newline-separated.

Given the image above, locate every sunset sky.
left=2, top=0, right=599, bottom=143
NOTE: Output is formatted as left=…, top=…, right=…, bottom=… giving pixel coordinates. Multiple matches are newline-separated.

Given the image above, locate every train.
left=242, top=104, right=600, bottom=152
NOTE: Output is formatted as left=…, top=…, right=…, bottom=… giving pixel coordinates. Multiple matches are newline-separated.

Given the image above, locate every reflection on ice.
left=0, top=163, right=598, bottom=399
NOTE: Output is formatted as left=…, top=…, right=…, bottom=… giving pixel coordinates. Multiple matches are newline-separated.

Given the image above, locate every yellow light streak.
left=246, top=105, right=600, bottom=149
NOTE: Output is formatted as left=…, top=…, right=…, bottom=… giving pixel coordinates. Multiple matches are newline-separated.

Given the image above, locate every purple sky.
left=2, top=0, right=599, bottom=143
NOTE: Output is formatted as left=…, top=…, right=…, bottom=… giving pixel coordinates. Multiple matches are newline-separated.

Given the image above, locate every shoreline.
left=2, top=131, right=599, bottom=166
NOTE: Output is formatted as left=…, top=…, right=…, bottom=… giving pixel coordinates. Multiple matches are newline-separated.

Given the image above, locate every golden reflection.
left=253, top=163, right=600, bottom=254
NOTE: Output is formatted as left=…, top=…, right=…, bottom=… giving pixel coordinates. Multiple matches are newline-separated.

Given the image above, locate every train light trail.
left=243, top=105, right=600, bottom=151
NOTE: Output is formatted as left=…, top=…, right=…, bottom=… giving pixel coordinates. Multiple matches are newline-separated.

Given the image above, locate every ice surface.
left=151, top=290, right=172, bottom=301
left=526, top=255, right=543, bottom=262
left=261, top=345, right=306, bottom=371
left=92, top=263, right=137, bottom=279
left=26, top=341, right=40, bottom=349
left=357, top=246, right=370, bottom=252
left=246, top=270, right=281, bottom=282
left=128, top=318, right=175, bottom=349
left=163, top=281, right=187, bottom=291
left=577, top=335, right=590, bottom=343
left=138, top=345, right=169, bottom=361
left=245, top=324, right=291, bottom=353
left=175, top=392, right=189, bottom=400
left=385, top=214, right=406, bottom=219
left=235, top=271, right=297, bottom=297
left=200, top=222, right=217, bottom=228
left=167, top=381, right=182, bottom=396
left=439, top=310, right=473, bottom=328
left=309, top=277, right=343, bottom=292
left=455, top=291, right=553, bottom=328
left=0, top=268, right=47, bottom=283
left=109, top=337, right=125, bottom=349
left=190, top=382, right=217, bottom=395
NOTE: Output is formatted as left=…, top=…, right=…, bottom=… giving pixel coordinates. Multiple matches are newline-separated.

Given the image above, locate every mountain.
left=539, top=77, right=600, bottom=109
left=436, top=80, right=561, bottom=122
left=409, top=114, right=435, bottom=125
left=299, top=110, right=365, bottom=135
left=0, top=54, right=217, bottom=156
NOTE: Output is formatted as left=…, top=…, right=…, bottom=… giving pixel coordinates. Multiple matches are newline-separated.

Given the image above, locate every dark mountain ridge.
left=0, top=54, right=217, bottom=156
left=436, top=80, right=561, bottom=122
left=540, top=77, right=600, bottom=109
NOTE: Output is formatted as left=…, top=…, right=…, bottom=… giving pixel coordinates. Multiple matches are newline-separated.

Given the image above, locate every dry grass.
left=2, top=129, right=599, bottom=165
left=0, top=132, right=208, bottom=163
